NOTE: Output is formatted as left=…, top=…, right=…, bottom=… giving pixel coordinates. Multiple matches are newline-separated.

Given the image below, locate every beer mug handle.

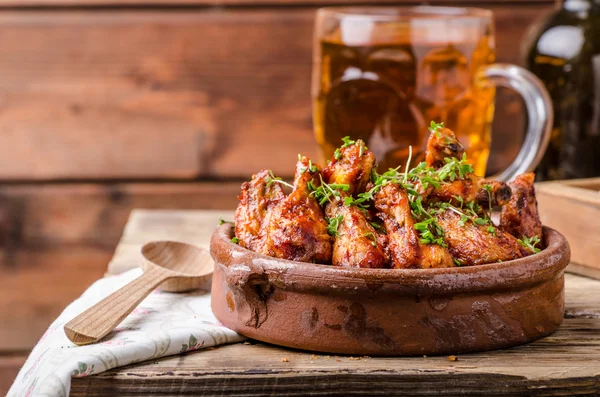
left=480, top=64, right=553, bottom=182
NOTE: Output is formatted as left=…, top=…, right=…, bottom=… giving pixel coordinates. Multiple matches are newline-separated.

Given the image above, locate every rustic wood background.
left=0, top=0, right=554, bottom=393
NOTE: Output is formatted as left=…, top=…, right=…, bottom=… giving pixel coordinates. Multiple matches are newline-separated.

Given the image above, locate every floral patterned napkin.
left=8, top=268, right=245, bottom=397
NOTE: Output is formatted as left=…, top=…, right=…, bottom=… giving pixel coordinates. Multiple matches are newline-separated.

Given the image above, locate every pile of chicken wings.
left=233, top=126, right=543, bottom=269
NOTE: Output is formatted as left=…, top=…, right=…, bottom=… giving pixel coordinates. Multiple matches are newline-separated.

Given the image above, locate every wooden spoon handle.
left=64, top=268, right=168, bottom=345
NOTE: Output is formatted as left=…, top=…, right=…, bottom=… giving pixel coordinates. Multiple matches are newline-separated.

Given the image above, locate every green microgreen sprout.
left=436, top=153, right=473, bottom=182
left=339, top=136, right=368, bottom=157
left=403, top=145, right=413, bottom=184
left=328, top=121, right=479, bottom=249
left=453, top=195, right=464, bottom=209
left=483, top=183, right=493, bottom=215
left=453, top=258, right=463, bottom=267
left=413, top=217, right=446, bottom=247
left=308, top=175, right=350, bottom=205
left=429, top=121, right=444, bottom=138
left=363, top=231, right=377, bottom=247
left=299, top=158, right=318, bottom=174
left=265, top=170, right=294, bottom=189
left=341, top=136, right=356, bottom=148
left=231, top=236, right=239, bottom=244
left=518, top=235, right=542, bottom=254
left=334, top=148, right=341, bottom=160
left=326, top=215, right=343, bottom=237
left=438, top=201, right=493, bottom=230
left=370, top=222, right=386, bottom=234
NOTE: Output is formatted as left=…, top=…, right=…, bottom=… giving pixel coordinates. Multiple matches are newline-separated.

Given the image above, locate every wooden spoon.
left=64, top=241, right=213, bottom=346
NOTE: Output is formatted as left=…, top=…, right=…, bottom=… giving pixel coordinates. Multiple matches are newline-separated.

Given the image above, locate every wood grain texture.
left=0, top=5, right=551, bottom=180
left=0, top=183, right=238, bottom=350
left=0, top=245, right=110, bottom=351
left=537, top=178, right=600, bottom=279
left=71, top=319, right=600, bottom=396
left=69, top=209, right=600, bottom=397
left=0, top=182, right=240, bottom=248
left=0, top=0, right=555, bottom=6
left=0, top=355, right=26, bottom=397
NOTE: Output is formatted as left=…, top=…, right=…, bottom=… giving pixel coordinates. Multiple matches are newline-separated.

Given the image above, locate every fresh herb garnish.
left=403, top=146, right=413, bottom=184
left=219, top=218, right=233, bottom=225
left=518, top=235, right=542, bottom=253
left=429, top=121, right=444, bottom=137
left=328, top=122, right=477, bottom=249
left=413, top=217, right=446, bottom=247
left=483, top=184, right=493, bottom=214
left=299, top=158, right=318, bottom=174
left=326, top=215, right=343, bottom=237
left=435, top=154, right=474, bottom=182
left=438, top=201, right=493, bottom=229
left=339, top=136, right=367, bottom=157
left=231, top=236, right=240, bottom=244
left=265, top=170, right=294, bottom=189
left=453, top=258, right=463, bottom=267
left=363, top=231, right=377, bottom=247
left=341, top=136, right=356, bottom=148
left=308, top=175, right=350, bottom=205
left=370, top=222, right=386, bottom=234
left=344, top=166, right=405, bottom=211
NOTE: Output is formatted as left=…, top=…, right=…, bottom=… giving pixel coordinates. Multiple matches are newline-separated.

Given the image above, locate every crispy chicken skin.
left=423, top=175, right=512, bottom=207
left=436, top=210, right=528, bottom=266
left=263, top=157, right=332, bottom=263
left=234, top=169, right=285, bottom=252
left=422, top=128, right=511, bottom=207
left=234, top=125, right=544, bottom=267
left=323, top=139, right=374, bottom=195
left=326, top=197, right=388, bottom=268
left=374, top=183, right=454, bottom=269
left=426, top=127, right=465, bottom=168
left=323, top=142, right=387, bottom=268
left=500, top=173, right=543, bottom=240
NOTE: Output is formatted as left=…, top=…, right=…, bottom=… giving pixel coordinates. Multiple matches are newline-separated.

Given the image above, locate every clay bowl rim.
left=211, top=224, right=570, bottom=296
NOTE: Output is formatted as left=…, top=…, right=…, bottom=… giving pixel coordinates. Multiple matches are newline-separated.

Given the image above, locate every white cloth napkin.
left=8, top=268, right=245, bottom=397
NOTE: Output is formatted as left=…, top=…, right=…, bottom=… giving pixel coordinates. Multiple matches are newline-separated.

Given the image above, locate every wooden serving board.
left=537, top=178, right=600, bottom=280
left=72, top=209, right=600, bottom=397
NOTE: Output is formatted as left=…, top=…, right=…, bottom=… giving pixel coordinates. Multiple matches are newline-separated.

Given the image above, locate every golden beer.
left=312, top=8, right=496, bottom=174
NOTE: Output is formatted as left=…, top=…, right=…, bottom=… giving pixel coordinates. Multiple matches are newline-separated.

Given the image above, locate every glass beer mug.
left=312, top=6, right=552, bottom=181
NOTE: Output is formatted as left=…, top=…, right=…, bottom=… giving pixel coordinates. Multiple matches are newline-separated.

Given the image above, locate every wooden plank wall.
left=0, top=0, right=554, bottom=392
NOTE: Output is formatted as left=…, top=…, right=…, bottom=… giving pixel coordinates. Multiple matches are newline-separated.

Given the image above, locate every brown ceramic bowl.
left=210, top=224, right=570, bottom=356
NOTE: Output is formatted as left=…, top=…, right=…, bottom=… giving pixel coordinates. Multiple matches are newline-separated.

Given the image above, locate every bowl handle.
left=225, top=264, right=272, bottom=328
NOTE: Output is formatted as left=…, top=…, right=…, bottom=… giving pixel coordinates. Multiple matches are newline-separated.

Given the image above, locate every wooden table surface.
left=71, top=210, right=600, bottom=396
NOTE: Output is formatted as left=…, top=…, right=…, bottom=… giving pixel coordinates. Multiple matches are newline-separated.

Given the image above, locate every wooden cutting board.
left=537, top=177, right=600, bottom=279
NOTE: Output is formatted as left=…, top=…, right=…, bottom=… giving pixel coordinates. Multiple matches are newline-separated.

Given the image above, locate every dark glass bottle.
left=525, top=0, right=600, bottom=180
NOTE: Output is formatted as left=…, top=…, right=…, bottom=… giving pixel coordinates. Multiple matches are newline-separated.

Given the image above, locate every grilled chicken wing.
left=421, top=128, right=511, bottom=207
left=500, top=173, right=543, bottom=240
left=326, top=197, right=387, bottom=268
left=263, top=157, right=332, bottom=263
left=234, top=125, right=543, bottom=268
left=323, top=139, right=375, bottom=196
left=426, top=127, right=465, bottom=168
left=374, top=183, right=454, bottom=269
left=323, top=140, right=387, bottom=268
left=234, top=169, right=285, bottom=252
left=436, top=209, right=528, bottom=266
left=423, top=175, right=512, bottom=207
